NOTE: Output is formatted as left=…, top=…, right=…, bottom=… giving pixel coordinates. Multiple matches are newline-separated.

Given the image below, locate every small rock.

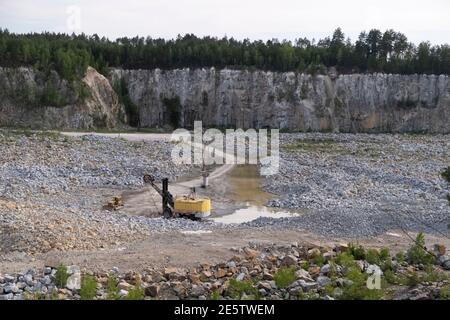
left=118, top=282, right=133, bottom=291
left=66, top=266, right=81, bottom=290
left=262, top=271, right=274, bottom=280
left=317, top=276, right=331, bottom=287
left=320, top=264, right=331, bottom=274
left=281, top=255, right=297, bottom=267
left=243, top=248, right=259, bottom=259
left=145, top=284, right=160, bottom=297
left=295, top=269, right=314, bottom=282
left=236, top=273, right=245, bottom=281
left=307, top=248, right=321, bottom=258
left=298, top=280, right=318, bottom=292
left=118, top=289, right=128, bottom=298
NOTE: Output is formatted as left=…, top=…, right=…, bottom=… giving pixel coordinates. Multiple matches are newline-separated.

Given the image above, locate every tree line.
left=0, top=28, right=449, bottom=80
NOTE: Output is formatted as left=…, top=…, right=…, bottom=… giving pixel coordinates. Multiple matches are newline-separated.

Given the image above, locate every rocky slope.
left=110, top=68, right=450, bottom=133
left=0, top=67, right=126, bottom=129
left=1, top=243, right=450, bottom=300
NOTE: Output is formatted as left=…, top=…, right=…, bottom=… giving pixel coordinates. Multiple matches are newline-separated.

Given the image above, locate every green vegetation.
left=1, top=28, right=449, bottom=80
left=406, top=233, right=435, bottom=265
left=114, top=78, right=139, bottom=127
left=55, top=264, right=69, bottom=288
left=311, top=254, right=326, bottom=267
left=24, top=291, right=59, bottom=300
left=226, top=279, right=258, bottom=299
left=209, top=290, right=221, bottom=300
left=124, top=286, right=145, bottom=300
left=273, top=267, right=296, bottom=289
left=284, top=139, right=339, bottom=153
left=442, top=167, right=450, bottom=182
left=348, top=243, right=367, bottom=260
left=341, top=266, right=384, bottom=300
left=80, top=274, right=97, bottom=300
left=106, top=275, right=120, bottom=300
left=440, top=285, right=450, bottom=299
left=162, top=96, right=182, bottom=128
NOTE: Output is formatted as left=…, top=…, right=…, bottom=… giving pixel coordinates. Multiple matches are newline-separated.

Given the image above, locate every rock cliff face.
left=0, top=67, right=126, bottom=129
left=110, top=68, right=450, bottom=133
left=0, top=66, right=449, bottom=132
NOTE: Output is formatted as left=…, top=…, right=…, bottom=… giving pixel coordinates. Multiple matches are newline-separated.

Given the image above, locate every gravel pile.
left=262, top=133, right=450, bottom=237
left=0, top=131, right=215, bottom=254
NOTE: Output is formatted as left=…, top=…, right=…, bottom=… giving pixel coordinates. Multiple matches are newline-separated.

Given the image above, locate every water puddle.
left=225, top=165, right=274, bottom=206
left=180, top=230, right=213, bottom=235
left=211, top=205, right=300, bottom=224
left=211, top=164, right=302, bottom=224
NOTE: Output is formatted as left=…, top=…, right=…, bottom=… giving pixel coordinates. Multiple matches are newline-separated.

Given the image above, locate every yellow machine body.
left=174, top=197, right=211, bottom=218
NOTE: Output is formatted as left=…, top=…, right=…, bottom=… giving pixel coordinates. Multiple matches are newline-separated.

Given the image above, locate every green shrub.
left=124, top=286, right=145, bottom=300
left=80, top=274, right=97, bottom=300
left=402, top=270, right=421, bottom=286
left=423, top=265, right=449, bottom=282
left=379, top=248, right=390, bottom=261
left=440, top=285, right=450, bottom=299
left=55, top=264, right=69, bottom=288
left=348, top=243, right=366, bottom=260
left=226, top=279, right=258, bottom=299
left=341, top=266, right=383, bottom=300
left=273, top=267, right=296, bottom=289
left=312, top=254, right=326, bottom=266
left=106, top=275, right=120, bottom=300
left=395, top=251, right=406, bottom=263
left=442, top=167, right=450, bottom=182
left=366, top=249, right=381, bottom=265
left=406, top=233, right=435, bottom=265
left=334, top=252, right=356, bottom=269
left=209, top=290, right=221, bottom=300
left=300, top=261, right=310, bottom=270
left=384, top=270, right=400, bottom=285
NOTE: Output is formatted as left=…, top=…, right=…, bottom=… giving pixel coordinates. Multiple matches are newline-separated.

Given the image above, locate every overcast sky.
left=1, top=0, right=449, bottom=44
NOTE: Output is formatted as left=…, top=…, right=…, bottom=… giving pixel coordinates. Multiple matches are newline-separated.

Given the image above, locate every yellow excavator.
left=143, top=174, right=211, bottom=220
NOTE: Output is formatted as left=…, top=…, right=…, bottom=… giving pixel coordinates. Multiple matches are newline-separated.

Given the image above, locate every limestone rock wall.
left=110, top=68, right=450, bottom=133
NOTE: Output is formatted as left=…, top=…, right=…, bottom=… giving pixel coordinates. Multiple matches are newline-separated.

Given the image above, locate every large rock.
left=0, top=66, right=126, bottom=129
left=66, top=266, right=81, bottom=291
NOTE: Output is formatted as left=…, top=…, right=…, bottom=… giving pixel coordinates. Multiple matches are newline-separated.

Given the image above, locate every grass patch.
left=341, top=266, right=384, bottom=300
left=209, top=290, right=221, bottom=300
left=55, top=264, right=69, bottom=288
left=106, top=275, right=120, bottom=300
left=273, top=267, right=296, bottom=289
left=440, top=285, right=450, bottom=299
left=80, top=274, right=97, bottom=300
left=124, top=286, right=145, bottom=300
left=226, top=279, right=259, bottom=299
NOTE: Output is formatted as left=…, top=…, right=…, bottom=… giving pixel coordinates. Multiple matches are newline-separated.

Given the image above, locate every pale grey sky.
left=1, top=0, right=449, bottom=44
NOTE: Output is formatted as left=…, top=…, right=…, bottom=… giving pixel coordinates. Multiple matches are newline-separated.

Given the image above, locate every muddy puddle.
left=120, top=164, right=303, bottom=224
left=210, top=165, right=303, bottom=224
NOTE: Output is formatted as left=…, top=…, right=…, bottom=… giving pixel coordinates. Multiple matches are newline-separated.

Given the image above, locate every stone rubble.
left=1, top=243, right=449, bottom=300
